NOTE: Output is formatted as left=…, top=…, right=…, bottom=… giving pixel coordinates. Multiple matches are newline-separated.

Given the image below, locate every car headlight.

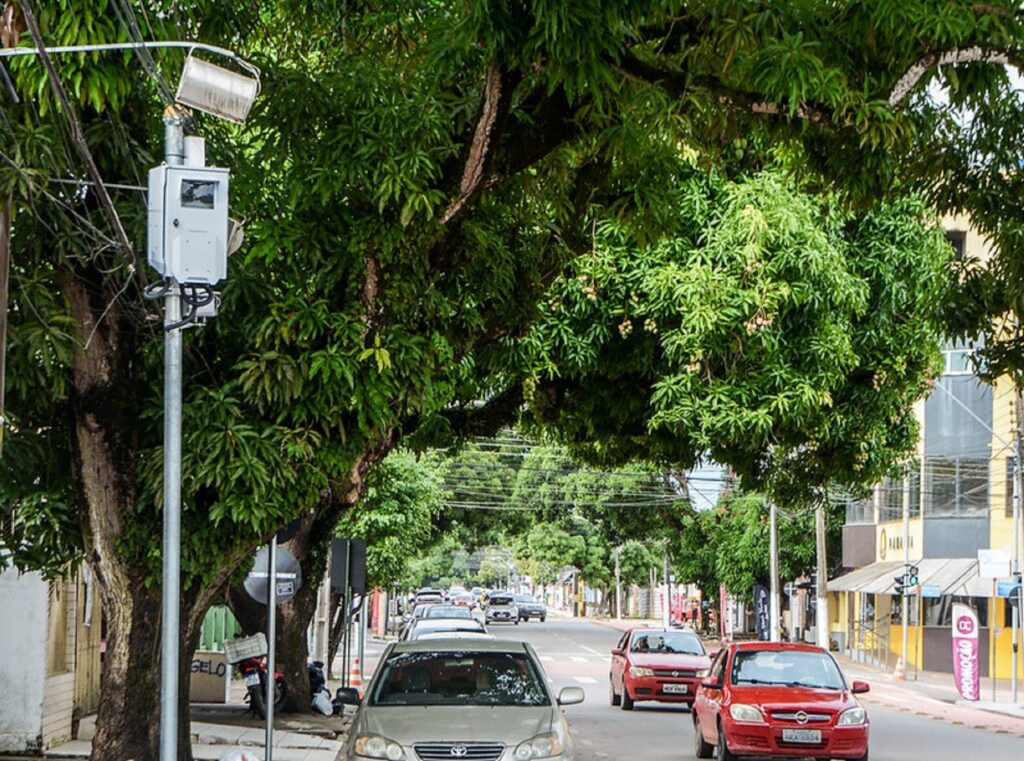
left=354, top=734, right=406, bottom=760
left=729, top=703, right=765, bottom=723
left=838, top=706, right=867, bottom=726
left=629, top=666, right=655, bottom=678
left=513, top=733, right=564, bottom=759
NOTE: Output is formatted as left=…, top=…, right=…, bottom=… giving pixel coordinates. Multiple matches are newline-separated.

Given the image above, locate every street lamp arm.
left=0, top=39, right=253, bottom=68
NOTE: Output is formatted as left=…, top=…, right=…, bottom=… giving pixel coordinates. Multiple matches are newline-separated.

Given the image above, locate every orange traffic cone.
left=893, top=656, right=905, bottom=681
left=348, top=657, right=363, bottom=693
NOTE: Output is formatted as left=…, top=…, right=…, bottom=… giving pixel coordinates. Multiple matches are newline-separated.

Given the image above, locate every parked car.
left=423, top=605, right=474, bottom=620
left=609, top=628, right=711, bottom=710
left=405, top=618, right=489, bottom=641
left=484, top=593, right=519, bottom=625
left=453, top=592, right=477, bottom=608
left=514, top=593, right=547, bottom=622
left=692, top=642, right=870, bottom=761
left=344, top=639, right=584, bottom=761
left=415, top=588, right=445, bottom=604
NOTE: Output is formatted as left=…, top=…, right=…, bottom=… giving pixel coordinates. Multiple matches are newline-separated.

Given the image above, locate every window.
left=923, top=598, right=988, bottom=627
left=844, top=498, right=874, bottom=525
left=878, top=468, right=920, bottom=522
left=946, top=230, right=966, bottom=261
left=923, top=458, right=989, bottom=517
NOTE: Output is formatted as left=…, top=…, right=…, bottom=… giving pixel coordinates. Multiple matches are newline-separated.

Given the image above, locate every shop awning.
left=862, top=558, right=979, bottom=595
left=828, top=562, right=902, bottom=592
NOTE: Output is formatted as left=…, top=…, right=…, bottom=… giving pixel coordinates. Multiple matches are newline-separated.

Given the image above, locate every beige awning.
left=862, top=558, right=978, bottom=595
left=828, top=562, right=902, bottom=593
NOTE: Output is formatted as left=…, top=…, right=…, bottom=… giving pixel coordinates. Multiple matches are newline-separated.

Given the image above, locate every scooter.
left=238, top=655, right=287, bottom=719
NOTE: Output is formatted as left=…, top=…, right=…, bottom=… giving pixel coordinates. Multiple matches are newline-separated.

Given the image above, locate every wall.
left=923, top=517, right=991, bottom=558
left=41, top=577, right=77, bottom=748
left=0, top=568, right=48, bottom=752
left=841, top=524, right=875, bottom=569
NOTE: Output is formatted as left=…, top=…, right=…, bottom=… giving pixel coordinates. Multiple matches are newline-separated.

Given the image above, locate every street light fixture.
left=176, top=54, right=261, bottom=124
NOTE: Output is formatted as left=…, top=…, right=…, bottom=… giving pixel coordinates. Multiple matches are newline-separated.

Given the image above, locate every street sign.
left=978, top=548, right=1011, bottom=579
left=920, top=584, right=943, bottom=598
left=996, top=581, right=1021, bottom=598
left=244, top=546, right=302, bottom=605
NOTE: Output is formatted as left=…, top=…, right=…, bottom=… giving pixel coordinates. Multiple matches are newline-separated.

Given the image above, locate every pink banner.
left=951, top=603, right=980, bottom=702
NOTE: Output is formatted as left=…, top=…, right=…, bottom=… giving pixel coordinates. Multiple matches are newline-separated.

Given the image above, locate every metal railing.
left=848, top=613, right=894, bottom=671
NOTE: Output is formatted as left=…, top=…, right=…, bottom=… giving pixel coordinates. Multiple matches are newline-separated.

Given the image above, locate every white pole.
left=769, top=499, right=781, bottom=642
left=158, top=108, right=185, bottom=761
left=615, top=546, right=622, bottom=621
left=662, top=542, right=671, bottom=629
left=816, top=502, right=830, bottom=649
left=1013, top=391, right=1022, bottom=704
left=265, top=537, right=277, bottom=761
left=902, top=473, right=911, bottom=673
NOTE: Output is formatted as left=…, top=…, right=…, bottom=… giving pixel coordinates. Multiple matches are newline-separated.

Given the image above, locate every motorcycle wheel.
left=249, top=676, right=288, bottom=719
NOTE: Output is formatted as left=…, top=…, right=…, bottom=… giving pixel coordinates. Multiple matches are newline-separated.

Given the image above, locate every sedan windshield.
left=370, top=651, right=551, bottom=707
left=731, top=650, right=846, bottom=690
left=630, top=631, right=705, bottom=655
left=424, top=606, right=472, bottom=619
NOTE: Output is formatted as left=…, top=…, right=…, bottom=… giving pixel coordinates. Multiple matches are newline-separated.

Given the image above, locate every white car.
left=345, top=639, right=584, bottom=761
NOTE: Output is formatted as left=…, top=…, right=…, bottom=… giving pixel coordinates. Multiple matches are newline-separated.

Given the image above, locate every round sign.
left=244, top=546, right=302, bottom=605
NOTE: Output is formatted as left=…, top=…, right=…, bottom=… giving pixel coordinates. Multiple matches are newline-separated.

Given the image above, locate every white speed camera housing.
left=147, top=163, right=230, bottom=285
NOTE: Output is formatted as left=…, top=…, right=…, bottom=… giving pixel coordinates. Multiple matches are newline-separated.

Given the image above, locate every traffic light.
left=893, top=564, right=920, bottom=597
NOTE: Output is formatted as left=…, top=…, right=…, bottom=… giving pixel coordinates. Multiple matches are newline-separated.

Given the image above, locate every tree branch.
left=888, top=45, right=1021, bottom=107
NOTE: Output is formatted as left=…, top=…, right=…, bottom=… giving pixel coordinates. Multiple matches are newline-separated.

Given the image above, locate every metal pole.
left=358, top=596, right=367, bottom=685
left=615, top=546, right=622, bottom=621
left=901, top=473, right=911, bottom=675
left=662, top=541, right=671, bottom=629
left=815, top=502, right=830, bottom=649
left=158, top=109, right=185, bottom=761
left=769, top=499, right=781, bottom=642
left=1013, top=390, right=1023, bottom=704
left=265, top=536, right=277, bottom=761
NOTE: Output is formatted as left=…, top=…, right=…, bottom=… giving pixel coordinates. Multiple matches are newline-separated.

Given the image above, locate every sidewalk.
left=834, top=653, right=1024, bottom=735
left=45, top=703, right=350, bottom=761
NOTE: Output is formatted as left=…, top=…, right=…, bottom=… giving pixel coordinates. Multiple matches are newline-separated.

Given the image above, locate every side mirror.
left=335, top=686, right=361, bottom=705
left=557, top=686, right=586, bottom=706
left=700, top=677, right=721, bottom=689
left=851, top=680, right=870, bottom=695
left=611, top=647, right=625, bottom=656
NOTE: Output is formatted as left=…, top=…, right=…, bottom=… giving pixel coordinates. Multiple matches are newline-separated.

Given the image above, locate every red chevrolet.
left=609, top=629, right=711, bottom=710
left=692, top=642, right=870, bottom=761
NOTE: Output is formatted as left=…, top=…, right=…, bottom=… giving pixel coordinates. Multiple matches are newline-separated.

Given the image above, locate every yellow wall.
left=875, top=518, right=923, bottom=564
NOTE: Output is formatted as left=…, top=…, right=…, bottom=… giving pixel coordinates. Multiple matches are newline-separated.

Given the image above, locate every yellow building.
left=829, top=216, right=1024, bottom=682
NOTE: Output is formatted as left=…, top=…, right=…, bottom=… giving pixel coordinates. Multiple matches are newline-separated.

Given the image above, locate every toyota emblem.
left=795, top=711, right=809, bottom=725
left=449, top=746, right=468, bottom=757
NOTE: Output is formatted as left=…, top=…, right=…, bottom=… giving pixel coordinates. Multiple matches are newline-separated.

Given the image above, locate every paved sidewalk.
left=45, top=710, right=349, bottom=761
left=835, top=654, right=1024, bottom=736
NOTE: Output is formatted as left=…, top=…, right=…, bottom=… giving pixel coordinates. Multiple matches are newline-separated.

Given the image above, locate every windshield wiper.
left=734, top=678, right=792, bottom=686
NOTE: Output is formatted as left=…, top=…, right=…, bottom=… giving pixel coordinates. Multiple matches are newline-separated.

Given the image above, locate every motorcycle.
left=238, top=655, right=287, bottom=719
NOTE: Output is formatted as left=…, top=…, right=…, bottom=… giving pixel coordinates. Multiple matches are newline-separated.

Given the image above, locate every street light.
left=0, top=38, right=259, bottom=761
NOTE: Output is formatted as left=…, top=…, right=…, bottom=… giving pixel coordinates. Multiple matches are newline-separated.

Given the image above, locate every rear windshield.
left=370, top=651, right=550, bottom=707
left=730, top=650, right=846, bottom=690
left=488, top=596, right=514, bottom=606
left=424, top=606, right=472, bottom=619
left=630, top=631, right=705, bottom=655
left=515, top=594, right=536, bottom=603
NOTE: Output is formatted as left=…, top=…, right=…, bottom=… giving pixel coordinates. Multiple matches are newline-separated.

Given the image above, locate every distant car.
left=344, top=639, right=583, bottom=761
left=406, top=618, right=488, bottom=641
left=484, top=594, right=519, bottom=625
left=423, top=605, right=473, bottom=620
left=415, top=588, right=444, bottom=604
left=609, top=629, right=711, bottom=710
left=514, top=593, right=547, bottom=622
left=453, top=592, right=477, bottom=608
left=692, top=642, right=870, bottom=761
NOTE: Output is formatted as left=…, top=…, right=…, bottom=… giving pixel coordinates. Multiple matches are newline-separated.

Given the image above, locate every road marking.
left=574, top=676, right=598, bottom=684
left=571, top=656, right=588, bottom=663
left=541, top=656, right=554, bottom=662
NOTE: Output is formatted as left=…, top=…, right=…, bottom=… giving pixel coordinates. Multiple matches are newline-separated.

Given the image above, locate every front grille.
left=769, top=711, right=831, bottom=724
left=414, top=742, right=505, bottom=761
left=652, top=669, right=697, bottom=678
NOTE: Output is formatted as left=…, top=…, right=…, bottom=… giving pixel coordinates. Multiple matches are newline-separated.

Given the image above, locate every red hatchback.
left=609, top=629, right=711, bottom=710
left=692, top=642, right=870, bottom=761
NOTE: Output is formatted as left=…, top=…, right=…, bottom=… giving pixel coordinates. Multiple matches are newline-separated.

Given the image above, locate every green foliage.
left=336, top=451, right=448, bottom=588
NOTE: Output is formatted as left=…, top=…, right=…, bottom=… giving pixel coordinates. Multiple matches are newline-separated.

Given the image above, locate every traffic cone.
left=348, top=657, right=363, bottom=694
left=893, top=656, right=905, bottom=681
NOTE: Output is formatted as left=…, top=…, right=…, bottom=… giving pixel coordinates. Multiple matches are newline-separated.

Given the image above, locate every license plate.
left=782, top=729, right=821, bottom=744
left=663, top=684, right=688, bottom=694
left=244, top=673, right=261, bottom=687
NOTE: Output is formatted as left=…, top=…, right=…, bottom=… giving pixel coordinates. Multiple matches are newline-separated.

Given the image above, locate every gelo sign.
left=951, top=603, right=979, bottom=702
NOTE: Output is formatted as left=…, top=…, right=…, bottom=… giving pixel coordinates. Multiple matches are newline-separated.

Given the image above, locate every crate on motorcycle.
left=224, top=633, right=268, bottom=664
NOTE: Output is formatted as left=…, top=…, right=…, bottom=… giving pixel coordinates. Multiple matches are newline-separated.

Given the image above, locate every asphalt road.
left=492, top=617, right=1024, bottom=761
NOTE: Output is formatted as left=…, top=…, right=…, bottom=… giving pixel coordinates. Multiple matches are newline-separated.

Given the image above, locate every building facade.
left=829, top=216, right=1023, bottom=681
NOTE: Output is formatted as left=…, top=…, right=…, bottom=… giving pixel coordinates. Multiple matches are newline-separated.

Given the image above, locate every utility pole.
left=614, top=545, right=622, bottom=620
left=1013, top=391, right=1023, bottom=704
left=662, top=541, right=671, bottom=628
left=815, top=500, right=829, bottom=649
left=157, top=106, right=186, bottom=761
left=264, top=536, right=278, bottom=761
left=769, top=499, right=781, bottom=642
left=901, top=469, right=911, bottom=678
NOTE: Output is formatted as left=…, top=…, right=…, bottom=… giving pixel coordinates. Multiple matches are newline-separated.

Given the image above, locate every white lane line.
left=570, top=656, right=588, bottom=663
left=540, top=655, right=554, bottom=662
left=573, top=676, right=598, bottom=684
left=579, top=644, right=602, bottom=655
